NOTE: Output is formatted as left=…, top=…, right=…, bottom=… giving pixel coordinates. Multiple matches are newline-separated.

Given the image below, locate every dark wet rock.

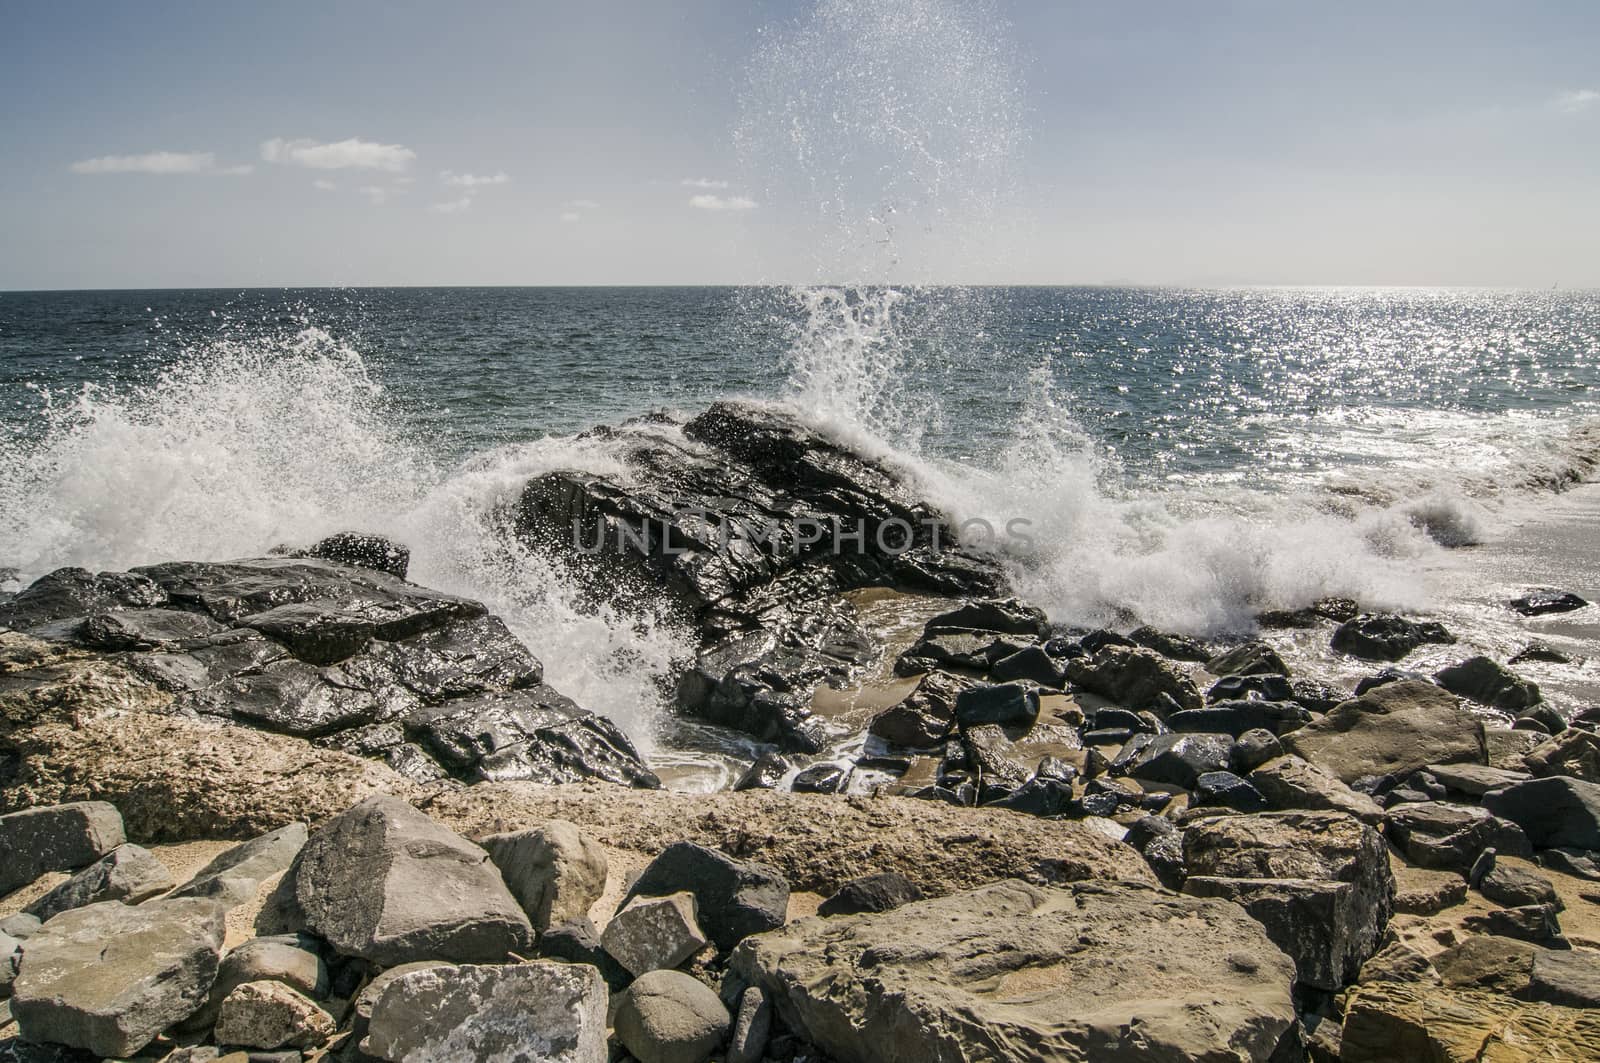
left=953, top=681, right=1040, bottom=729
left=1113, top=732, right=1232, bottom=788
left=10, top=897, right=226, bottom=1058
left=289, top=795, right=532, bottom=965
left=1065, top=645, right=1203, bottom=714
left=1483, top=776, right=1600, bottom=850
left=170, top=823, right=308, bottom=908
left=1384, top=801, right=1531, bottom=872
left=1281, top=680, right=1486, bottom=785
left=1171, top=699, right=1311, bottom=737
left=790, top=763, right=848, bottom=794
left=1141, top=831, right=1188, bottom=891
left=732, top=751, right=792, bottom=791
left=1127, top=626, right=1211, bottom=662
left=1461, top=904, right=1566, bottom=947
left=281, top=532, right=410, bottom=580
left=1182, top=810, right=1393, bottom=991
left=1194, top=771, right=1269, bottom=812
left=1205, top=673, right=1294, bottom=704
left=614, top=968, right=731, bottom=1063
left=23, top=843, right=173, bottom=922
left=1352, top=667, right=1434, bottom=696
left=1510, top=640, right=1572, bottom=665
left=405, top=685, right=659, bottom=787
left=536, top=918, right=631, bottom=993
left=1425, top=762, right=1532, bottom=798
left=622, top=841, right=790, bottom=952
left=866, top=670, right=965, bottom=748
left=1331, top=614, right=1455, bottom=662
left=894, top=629, right=1026, bottom=676
left=0, top=801, right=126, bottom=895
left=1433, top=655, right=1542, bottom=713
left=1288, top=678, right=1349, bottom=714
left=1231, top=728, right=1285, bottom=773
left=730, top=879, right=1296, bottom=1063
left=1514, top=702, right=1567, bottom=735
left=0, top=567, right=167, bottom=634
left=1206, top=641, right=1288, bottom=678
left=1078, top=628, right=1134, bottom=654
left=1523, top=728, right=1600, bottom=783
left=1256, top=597, right=1359, bottom=628
left=1509, top=588, right=1589, bottom=616
left=959, top=723, right=1030, bottom=797
left=923, top=599, right=1047, bottom=638
left=77, top=608, right=229, bottom=651
left=988, top=645, right=1066, bottom=687
left=817, top=872, right=925, bottom=917
left=983, top=776, right=1074, bottom=817
left=1088, top=706, right=1162, bottom=735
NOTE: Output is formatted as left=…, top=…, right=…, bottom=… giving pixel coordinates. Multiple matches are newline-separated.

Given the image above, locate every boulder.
left=1510, top=640, right=1570, bottom=665
left=290, top=795, right=532, bottom=965
left=601, top=893, right=709, bottom=977
left=732, top=751, right=792, bottom=791
left=1248, top=755, right=1384, bottom=824
left=953, top=682, right=1040, bottom=729
left=1340, top=981, right=1600, bottom=1062
left=1, top=930, right=20, bottom=996
left=23, top=843, right=173, bottom=922
left=621, top=842, right=789, bottom=952
left=0, top=913, right=41, bottom=939
left=1528, top=947, right=1600, bottom=1008
left=1288, top=678, right=1350, bottom=713
left=1425, top=762, right=1533, bottom=798
left=1433, top=656, right=1542, bottom=713
left=1357, top=940, right=1439, bottom=986
left=1393, top=868, right=1468, bottom=916
left=186, top=935, right=327, bottom=1032
left=1064, top=646, right=1203, bottom=714
left=790, top=763, right=848, bottom=793
left=536, top=918, right=631, bottom=993
left=1231, top=729, right=1285, bottom=773
left=1487, top=727, right=1547, bottom=772
left=1509, top=588, right=1589, bottom=616
left=1479, top=864, right=1561, bottom=910
left=0, top=802, right=126, bottom=895
left=1128, top=626, right=1211, bottom=662
left=613, top=969, right=732, bottom=1063
left=988, top=646, right=1066, bottom=688
left=286, top=531, right=410, bottom=580
left=1331, top=614, right=1455, bottom=661
left=212, top=980, right=334, bottom=1051
left=816, top=872, right=925, bottom=917
left=726, top=986, right=773, bottom=1063
left=1523, top=728, right=1600, bottom=783
left=1434, top=935, right=1536, bottom=995
left=1205, top=641, right=1288, bottom=677
left=1181, top=811, right=1393, bottom=990
left=1461, top=903, right=1566, bottom=946
left=361, top=961, right=607, bottom=1063
left=481, top=820, right=607, bottom=934
left=730, top=879, right=1296, bottom=1063
left=1113, top=732, right=1232, bottom=788
left=1206, top=673, right=1294, bottom=703
left=10, top=898, right=225, bottom=1057
left=1483, top=776, right=1600, bottom=850
left=924, top=599, right=1048, bottom=638
left=1281, top=680, right=1486, bottom=785
left=1384, top=802, right=1529, bottom=873
left=1194, top=771, right=1270, bottom=812
left=170, top=823, right=307, bottom=907
left=867, top=670, right=965, bottom=748
left=1169, top=700, right=1310, bottom=738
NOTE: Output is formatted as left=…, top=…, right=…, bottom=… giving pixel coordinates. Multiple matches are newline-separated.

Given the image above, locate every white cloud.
left=261, top=137, right=415, bottom=171
left=559, top=211, right=582, bottom=224
left=681, top=177, right=730, bottom=189
left=69, top=151, right=249, bottom=176
left=443, top=170, right=511, bottom=187
left=312, top=179, right=337, bottom=191
left=430, top=197, right=473, bottom=214
left=358, top=185, right=388, bottom=206
left=1553, top=89, right=1599, bottom=114
left=689, top=194, right=758, bottom=211
left=564, top=198, right=600, bottom=210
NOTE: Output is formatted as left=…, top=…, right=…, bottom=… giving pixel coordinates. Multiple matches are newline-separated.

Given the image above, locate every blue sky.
left=2, top=0, right=1596, bottom=288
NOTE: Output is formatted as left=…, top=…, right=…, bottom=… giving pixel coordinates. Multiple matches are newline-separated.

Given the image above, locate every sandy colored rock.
left=481, top=819, right=608, bottom=933
left=1341, top=980, right=1600, bottom=1062
left=731, top=878, right=1296, bottom=1063
left=23, top=842, right=173, bottom=922
left=1248, top=754, right=1383, bottom=823
left=613, top=969, right=732, bottom=1063
left=213, top=979, right=334, bottom=1050
left=1282, top=680, right=1486, bottom=784
left=602, top=892, right=708, bottom=977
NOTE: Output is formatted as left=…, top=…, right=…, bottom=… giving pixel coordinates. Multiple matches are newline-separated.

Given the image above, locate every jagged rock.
left=1078, top=628, right=1135, bottom=654
left=730, top=879, right=1296, bottom=1063
left=1483, top=776, right=1600, bottom=850
left=1461, top=903, right=1565, bottom=946
left=1515, top=702, right=1568, bottom=735
left=1352, top=667, right=1434, bottom=696
left=290, top=795, right=532, bottom=965
left=613, top=969, right=731, bottom=1063
left=213, top=980, right=334, bottom=1051
left=816, top=872, right=924, bottom=917
left=1393, top=868, right=1468, bottom=915
left=10, top=898, right=225, bottom=1057
left=170, top=823, right=307, bottom=907
left=78, top=608, right=228, bottom=651
left=959, top=723, right=1029, bottom=795
left=1281, top=680, right=1487, bottom=785
left=732, top=751, right=792, bottom=791
left=1195, top=770, right=1270, bottom=812
left=790, top=763, right=848, bottom=793
left=1480, top=864, right=1561, bottom=910
left=1340, top=981, right=1600, bottom=1061
left=1206, top=673, right=1294, bottom=703
left=1425, top=762, right=1532, bottom=798
left=481, top=820, right=607, bottom=934
left=0, top=802, right=126, bottom=895
left=895, top=629, right=1025, bottom=676
left=1509, top=588, right=1589, bottom=616
left=535, top=918, right=630, bottom=992
left=23, top=843, right=173, bottom=922
left=601, top=893, right=708, bottom=977
left=1128, top=626, right=1210, bottom=662
left=1231, top=728, right=1285, bottom=773
left=283, top=532, right=410, bottom=580
left=1510, top=640, right=1570, bottom=665
left=1206, top=641, right=1288, bottom=677
left=726, top=986, right=772, bottom=1063
left=924, top=599, right=1048, bottom=638
left=1358, top=940, right=1439, bottom=985
left=622, top=842, right=789, bottom=952
left=866, top=669, right=966, bottom=747
left=1385, top=802, right=1530, bottom=872
left=1331, top=614, right=1455, bottom=661
left=185, top=935, right=327, bottom=1033
left=362, top=961, right=608, bottom=1063
left=1249, top=755, right=1384, bottom=824
left=988, top=646, right=1065, bottom=687
left=1065, top=646, right=1203, bottom=714
left=1523, top=728, right=1600, bottom=783
left=350, top=960, right=454, bottom=1031
left=1170, top=700, right=1310, bottom=737
left=1434, top=656, right=1542, bottom=713
left=984, top=775, right=1073, bottom=817
left=1113, top=732, right=1232, bottom=788
left=1181, top=811, right=1393, bottom=990
left=953, top=682, right=1039, bottom=729
left=0, top=567, right=167, bottom=633
left=1288, top=678, right=1349, bottom=713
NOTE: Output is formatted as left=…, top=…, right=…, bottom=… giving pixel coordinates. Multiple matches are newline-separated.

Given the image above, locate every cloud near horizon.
left=688, top=193, right=757, bottom=211
left=261, top=137, right=415, bottom=171
left=442, top=170, right=510, bottom=187
left=1553, top=88, right=1599, bottom=113
left=681, top=177, right=730, bottom=189
left=69, top=151, right=252, bottom=175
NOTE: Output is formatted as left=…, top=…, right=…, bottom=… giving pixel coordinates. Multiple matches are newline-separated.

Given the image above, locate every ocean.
left=3, top=285, right=1598, bottom=783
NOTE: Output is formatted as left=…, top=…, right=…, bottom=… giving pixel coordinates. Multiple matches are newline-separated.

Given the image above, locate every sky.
left=1, top=0, right=1597, bottom=289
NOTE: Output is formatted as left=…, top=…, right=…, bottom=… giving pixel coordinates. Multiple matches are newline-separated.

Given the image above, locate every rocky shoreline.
left=2, top=401, right=1599, bottom=1061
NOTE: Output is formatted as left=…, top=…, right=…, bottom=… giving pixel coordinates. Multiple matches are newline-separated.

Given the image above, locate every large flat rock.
left=730, top=879, right=1296, bottom=1063
left=1282, top=680, right=1487, bottom=784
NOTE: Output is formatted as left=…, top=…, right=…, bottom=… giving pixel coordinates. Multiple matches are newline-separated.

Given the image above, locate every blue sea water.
left=2, top=284, right=1598, bottom=767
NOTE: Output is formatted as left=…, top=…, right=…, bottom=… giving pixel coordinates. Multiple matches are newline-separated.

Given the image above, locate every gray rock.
left=621, top=842, right=789, bottom=952
left=601, top=892, right=708, bottom=977
left=170, top=823, right=307, bottom=908
left=184, top=935, right=327, bottom=1033
left=1231, top=729, right=1285, bottom=773
left=1424, top=762, right=1532, bottom=798
left=613, top=969, right=732, bottom=1063
left=0, top=802, right=126, bottom=895
left=1384, top=801, right=1529, bottom=873
left=1065, top=645, right=1204, bottom=714
left=1433, top=656, right=1541, bottom=713
left=22, top=843, right=173, bottom=923
left=816, top=872, right=924, bottom=917
left=481, top=820, right=608, bottom=934
left=351, top=960, right=453, bottom=1027
left=213, top=980, right=334, bottom=1050
left=361, top=961, right=607, bottom=1063
left=726, top=986, right=772, bottom=1063
left=1205, top=641, right=1288, bottom=677
left=534, top=919, right=630, bottom=993
left=1486, top=727, right=1546, bottom=771
left=1182, top=811, right=1394, bottom=991
left=1480, top=863, right=1561, bottom=910
left=1528, top=948, right=1600, bottom=1008
left=1169, top=700, right=1311, bottom=738
left=1483, top=776, right=1600, bottom=850
left=0, top=915, right=40, bottom=940
left=954, top=682, right=1041, bottom=728
left=988, top=647, right=1066, bottom=688
left=1522, top=728, right=1600, bottom=783
left=1113, top=732, right=1232, bottom=788
left=0, top=930, right=19, bottom=997
left=1331, top=614, right=1454, bottom=661
left=10, top=897, right=225, bottom=1057
left=1282, top=681, right=1486, bottom=785
left=731, top=879, right=1295, bottom=1063
left=1249, top=755, right=1384, bottom=824
left=290, top=795, right=532, bottom=965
